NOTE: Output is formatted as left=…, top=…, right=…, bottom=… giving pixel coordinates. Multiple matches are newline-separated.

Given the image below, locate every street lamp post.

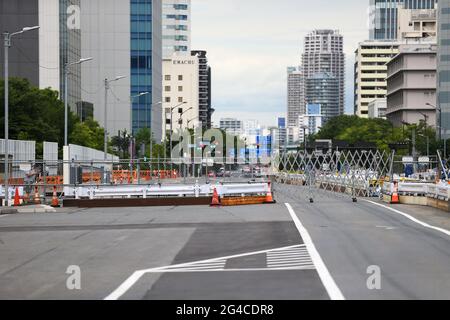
left=426, top=102, right=442, bottom=144
left=3, top=26, right=39, bottom=207
left=64, top=57, right=93, bottom=146
left=167, top=102, right=187, bottom=161
left=104, top=76, right=126, bottom=160
left=149, top=101, right=162, bottom=161
left=178, top=107, right=194, bottom=132
left=301, top=125, right=309, bottom=153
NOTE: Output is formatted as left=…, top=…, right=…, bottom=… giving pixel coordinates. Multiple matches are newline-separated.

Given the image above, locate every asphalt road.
left=1, top=184, right=450, bottom=300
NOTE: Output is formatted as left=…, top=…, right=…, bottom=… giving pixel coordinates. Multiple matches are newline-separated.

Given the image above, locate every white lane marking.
left=267, top=255, right=312, bottom=261
left=285, top=203, right=345, bottom=300
left=142, top=266, right=316, bottom=273
left=104, top=270, right=146, bottom=301
left=105, top=244, right=305, bottom=300
left=364, top=200, right=450, bottom=237
left=0, top=215, right=10, bottom=218
left=268, top=262, right=314, bottom=268
left=271, top=244, right=307, bottom=251
left=268, top=251, right=309, bottom=257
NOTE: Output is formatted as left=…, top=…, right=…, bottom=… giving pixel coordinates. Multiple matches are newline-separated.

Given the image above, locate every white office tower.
left=301, top=30, right=345, bottom=116
left=287, top=67, right=304, bottom=128
left=162, top=0, right=191, bottom=57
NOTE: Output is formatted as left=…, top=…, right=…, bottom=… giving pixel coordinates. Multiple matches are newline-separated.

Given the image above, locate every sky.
left=190, top=0, right=370, bottom=127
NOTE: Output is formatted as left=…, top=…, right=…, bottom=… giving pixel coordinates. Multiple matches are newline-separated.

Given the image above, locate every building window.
left=165, top=86, right=171, bottom=92
left=178, top=75, right=183, bottom=81
left=165, top=97, right=171, bottom=103
left=178, top=86, right=183, bottom=92
left=178, top=97, right=183, bottom=103
left=165, top=75, right=171, bottom=81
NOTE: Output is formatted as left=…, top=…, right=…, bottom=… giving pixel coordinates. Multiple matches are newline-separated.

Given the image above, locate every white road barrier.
left=63, top=182, right=271, bottom=200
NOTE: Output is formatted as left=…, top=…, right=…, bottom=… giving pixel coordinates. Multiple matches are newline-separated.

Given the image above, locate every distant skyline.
left=191, top=0, right=368, bottom=127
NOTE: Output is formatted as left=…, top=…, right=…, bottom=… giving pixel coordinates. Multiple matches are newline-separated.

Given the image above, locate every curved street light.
left=3, top=26, right=40, bottom=206
left=64, top=57, right=93, bottom=146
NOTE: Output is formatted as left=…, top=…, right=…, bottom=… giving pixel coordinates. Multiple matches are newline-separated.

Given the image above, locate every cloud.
left=191, top=0, right=369, bottom=127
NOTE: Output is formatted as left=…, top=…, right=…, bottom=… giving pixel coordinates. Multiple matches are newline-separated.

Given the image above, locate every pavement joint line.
left=363, top=200, right=450, bottom=238
left=104, top=243, right=305, bottom=301
left=285, top=203, right=345, bottom=301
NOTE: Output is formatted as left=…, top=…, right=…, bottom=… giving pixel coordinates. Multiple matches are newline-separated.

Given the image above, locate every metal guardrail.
left=381, top=181, right=450, bottom=201
left=63, top=182, right=271, bottom=200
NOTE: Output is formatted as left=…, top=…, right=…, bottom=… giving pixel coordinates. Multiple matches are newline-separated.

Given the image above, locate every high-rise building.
left=191, top=50, right=213, bottom=129
left=354, top=42, right=399, bottom=117
left=220, top=118, right=243, bottom=136
left=305, top=73, right=340, bottom=123
left=302, top=30, right=345, bottom=117
left=438, top=0, right=450, bottom=138
left=286, top=67, right=304, bottom=128
left=368, top=99, right=388, bottom=119
left=0, top=0, right=82, bottom=113
left=162, top=0, right=191, bottom=57
left=162, top=55, right=199, bottom=138
left=397, top=4, right=437, bottom=42
left=277, top=117, right=287, bottom=148
left=369, top=0, right=437, bottom=41
left=386, top=45, right=437, bottom=127
left=81, top=0, right=163, bottom=140
left=299, top=104, right=323, bottom=140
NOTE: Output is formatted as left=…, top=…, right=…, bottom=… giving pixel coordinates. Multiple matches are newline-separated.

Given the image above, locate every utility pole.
left=412, top=127, right=417, bottom=174
left=103, top=76, right=126, bottom=160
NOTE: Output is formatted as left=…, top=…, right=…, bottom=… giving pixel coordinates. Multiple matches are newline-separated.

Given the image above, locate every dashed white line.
left=285, top=203, right=345, bottom=300
left=364, top=200, right=450, bottom=237
left=0, top=214, right=10, bottom=218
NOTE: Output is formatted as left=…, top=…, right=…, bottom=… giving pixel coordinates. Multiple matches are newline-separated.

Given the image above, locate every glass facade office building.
left=304, top=73, right=340, bottom=124
left=130, top=0, right=162, bottom=135
left=438, top=0, right=450, bottom=138
left=369, top=0, right=438, bottom=40
left=60, top=0, right=81, bottom=113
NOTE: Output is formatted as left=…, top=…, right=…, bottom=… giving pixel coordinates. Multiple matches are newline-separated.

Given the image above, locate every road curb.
left=0, top=208, right=18, bottom=215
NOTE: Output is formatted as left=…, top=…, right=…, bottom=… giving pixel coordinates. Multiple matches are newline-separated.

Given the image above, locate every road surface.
left=0, top=184, right=450, bottom=299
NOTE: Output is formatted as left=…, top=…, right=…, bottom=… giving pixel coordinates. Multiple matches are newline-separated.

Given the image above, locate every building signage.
left=173, top=60, right=195, bottom=65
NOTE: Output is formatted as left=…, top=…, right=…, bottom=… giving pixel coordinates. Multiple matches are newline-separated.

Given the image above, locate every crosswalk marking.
left=266, top=245, right=314, bottom=269
left=131, top=244, right=316, bottom=274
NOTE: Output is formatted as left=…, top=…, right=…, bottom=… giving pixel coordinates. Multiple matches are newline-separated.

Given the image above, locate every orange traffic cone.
left=210, top=187, right=221, bottom=207
left=51, top=186, right=59, bottom=207
left=265, top=182, right=276, bottom=204
left=391, top=181, right=399, bottom=204
left=34, top=186, right=41, bottom=204
left=13, top=187, right=21, bottom=207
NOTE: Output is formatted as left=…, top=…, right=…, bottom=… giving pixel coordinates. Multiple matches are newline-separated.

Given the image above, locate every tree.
left=312, top=115, right=438, bottom=156
left=110, top=130, right=132, bottom=159
left=70, top=118, right=105, bottom=151
left=0, top=77, right=107, bottom=156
